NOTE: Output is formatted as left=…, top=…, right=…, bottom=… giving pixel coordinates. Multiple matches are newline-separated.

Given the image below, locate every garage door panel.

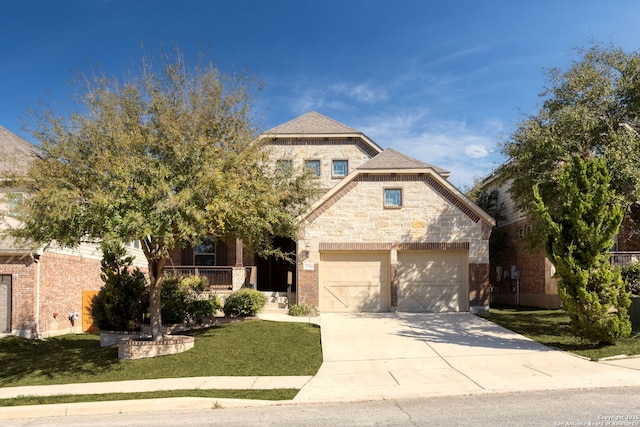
left=321, top=284, right=382, bottom=311
left=320, top=252, right=389, bottom=313
left=400, top=265, right=463, bottom=282
left=398, top=252, right=467, bottom=313
left=400, top=283, right=460, bottom=312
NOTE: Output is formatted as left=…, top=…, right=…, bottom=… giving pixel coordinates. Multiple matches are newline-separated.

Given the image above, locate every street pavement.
left=1, top=311, right=640, bottom=419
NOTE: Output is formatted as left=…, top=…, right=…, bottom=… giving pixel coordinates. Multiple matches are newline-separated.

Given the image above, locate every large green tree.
left=7, top=49, right=315, bottom=340
left=532, top=155, right=631, bottom=344
left=501, top=44, right=640, bottom=241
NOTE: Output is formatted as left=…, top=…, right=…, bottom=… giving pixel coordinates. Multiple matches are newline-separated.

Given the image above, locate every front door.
left=256, top=238, right=296, bottom=292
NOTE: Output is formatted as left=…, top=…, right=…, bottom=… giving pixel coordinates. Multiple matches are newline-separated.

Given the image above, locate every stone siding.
left=268, top=140, right=375, bottom=191
left=299, top=175, right=490, bottom=311
left=303, top=178, right=487, bottom=263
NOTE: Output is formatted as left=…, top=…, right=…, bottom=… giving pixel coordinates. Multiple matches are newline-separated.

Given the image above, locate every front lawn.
left=480, top=305, right=640, bottom=361
left=0, top=320, right=322, bottom=388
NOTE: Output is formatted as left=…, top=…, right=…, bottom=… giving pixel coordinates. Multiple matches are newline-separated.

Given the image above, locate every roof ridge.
left=264, top=111, right=359, bottom=135
left=358, top=148, right=449, bottom=175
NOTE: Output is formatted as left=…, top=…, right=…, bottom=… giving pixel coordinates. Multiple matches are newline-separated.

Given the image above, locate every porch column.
left=235, top=239, right=243, bottom=267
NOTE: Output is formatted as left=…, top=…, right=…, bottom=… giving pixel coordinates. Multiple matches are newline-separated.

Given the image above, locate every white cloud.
left=465, top=144, right=489, bottom=158
left=357, top=111, right=506, bottom=188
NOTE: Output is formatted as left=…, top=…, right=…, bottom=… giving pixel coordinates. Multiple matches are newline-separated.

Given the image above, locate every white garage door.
left=397, top=251, right=467, bottom=312
left=320, top=252, right=389, bottom=312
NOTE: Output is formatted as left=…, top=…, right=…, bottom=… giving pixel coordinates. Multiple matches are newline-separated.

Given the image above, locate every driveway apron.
left=294, top=312, right=640, bottom=402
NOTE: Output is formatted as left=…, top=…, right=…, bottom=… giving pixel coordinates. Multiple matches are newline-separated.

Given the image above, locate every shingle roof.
left=358, top=148, right=449, bottom=176
left=0, top=126, right=37, bottom=176
left=264, top=111, right=359, bottom=135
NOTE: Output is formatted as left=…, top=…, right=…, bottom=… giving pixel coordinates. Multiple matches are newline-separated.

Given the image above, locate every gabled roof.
left=358, top=148, right=450, bottom=177
left=262, top=111, right=383, bottom=157
left=301, top=164, right=494, bottom=227
left=264, top=111, right=359, bottom=135
left=0, top=126, right=37, bottom=176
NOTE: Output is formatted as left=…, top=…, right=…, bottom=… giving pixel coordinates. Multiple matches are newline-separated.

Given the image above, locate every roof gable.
left=302, top=168, right=493, bottom=228
left=264, top=111, right=358, bottom=135
left=358, top=148, right=449, bottom=176
left=0, top=126, right=37, bottom=175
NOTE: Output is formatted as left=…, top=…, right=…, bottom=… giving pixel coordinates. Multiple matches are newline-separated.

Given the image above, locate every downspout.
left=33, top=251, right=42, bottom=338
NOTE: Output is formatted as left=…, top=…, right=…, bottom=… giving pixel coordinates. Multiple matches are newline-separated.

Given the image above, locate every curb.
left=0, top=396, right=288, bottom=420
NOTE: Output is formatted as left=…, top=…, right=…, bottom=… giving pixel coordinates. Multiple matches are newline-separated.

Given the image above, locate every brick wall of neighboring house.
left=0, top=251, right=104, bottom=338
left=37, top=251, right=103, bottom=337
left=469, top=263, right=490, bottom=309
left=490, top=219, right=561, bottom=309
left=0, top=255, right=36, bottom=336
left=618, top=216, right=640, bottom=251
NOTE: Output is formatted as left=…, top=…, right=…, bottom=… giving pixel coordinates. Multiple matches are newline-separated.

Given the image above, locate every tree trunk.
left=147, top=257, right=166, bottom=341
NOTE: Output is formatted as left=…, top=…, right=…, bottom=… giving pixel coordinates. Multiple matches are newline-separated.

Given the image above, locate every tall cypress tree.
left=532, top=155, right=631, bottom=344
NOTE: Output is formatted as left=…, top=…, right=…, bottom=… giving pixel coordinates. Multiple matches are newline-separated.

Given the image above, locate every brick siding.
left=1, top=251, right=103, bottom=337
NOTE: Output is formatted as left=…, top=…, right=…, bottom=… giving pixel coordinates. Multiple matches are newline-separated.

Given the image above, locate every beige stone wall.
left=301, top=178, right=488, bottom=264
left=296, top=175, right=491, bottom=311
left=267, top=141, right=374, bottom=191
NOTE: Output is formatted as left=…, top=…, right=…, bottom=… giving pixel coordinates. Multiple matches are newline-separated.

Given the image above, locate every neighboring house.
left=169, top=112, right=495, bottom=314
left=481, top=171, right=640, bottom=309
left=0, top=126, right=146, bottom=338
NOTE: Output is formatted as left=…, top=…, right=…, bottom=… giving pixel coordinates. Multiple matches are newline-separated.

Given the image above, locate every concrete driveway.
left=294, top=312, right=640, bottom=402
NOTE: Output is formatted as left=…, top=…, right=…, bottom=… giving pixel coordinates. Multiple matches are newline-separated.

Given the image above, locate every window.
left=332, top=160, right=348, bottom=177
left=304, top=160, right=321, bottom=177
left=7, top=193, right=23, bottom=216
left=276, top=159, right=292, bottom=173
left=194, top=236, right=216, bottom=266
left=384, top=188, right=402, bottom=208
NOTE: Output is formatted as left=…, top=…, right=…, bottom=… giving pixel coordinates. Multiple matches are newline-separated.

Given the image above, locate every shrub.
left=223, top=288, right=267, bottom=317
left=161, top=275, right=221, bottom=325
left=288, top=303, right=318, bottom=317
left=90, top=241, right=148, bottom=331
left=621, top=262, right=640, bottom=296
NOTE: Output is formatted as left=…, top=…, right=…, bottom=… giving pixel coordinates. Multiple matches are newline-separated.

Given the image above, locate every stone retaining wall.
left=118, top=335, right=195, bottom=360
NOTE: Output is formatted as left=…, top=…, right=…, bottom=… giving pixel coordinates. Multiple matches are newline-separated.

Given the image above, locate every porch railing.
left=610, top=252, right=640, bottom=268
left=165, top=266, right=234, bottom=291
left=164, top=266, right=256, bottom=291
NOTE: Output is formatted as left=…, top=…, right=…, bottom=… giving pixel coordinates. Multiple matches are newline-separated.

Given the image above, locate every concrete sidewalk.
left=294, top=312, right=640, bottom=403
left=2, top=311, right=640, bottom=420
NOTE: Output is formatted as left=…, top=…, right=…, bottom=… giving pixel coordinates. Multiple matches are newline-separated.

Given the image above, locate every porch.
left=164, top=265, right=256, bottom=293
left=164, top=265, right=295, bottom=308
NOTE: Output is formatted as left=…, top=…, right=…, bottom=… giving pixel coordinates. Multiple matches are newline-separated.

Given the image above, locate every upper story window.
left=7, top=193, right=23, bottom=216
left=276, top=159, right=293, bottom=173
left=332, top=160, right=348, bottom=177
left=194, top=236, right=216, bottom=266
left=384, top=188, right=402, bottom=208
left=304, top=160, right=321, bottom=177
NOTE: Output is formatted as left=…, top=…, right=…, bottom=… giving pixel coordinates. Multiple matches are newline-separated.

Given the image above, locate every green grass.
left=0, top=320, right=322, bottom=388
left=481, top=305, right=640, bottom=360
left=0, top=389, right=299, bottom=407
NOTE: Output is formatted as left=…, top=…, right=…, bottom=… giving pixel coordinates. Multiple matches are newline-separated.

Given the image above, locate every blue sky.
left=1, top=0, right=639, bottom=189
